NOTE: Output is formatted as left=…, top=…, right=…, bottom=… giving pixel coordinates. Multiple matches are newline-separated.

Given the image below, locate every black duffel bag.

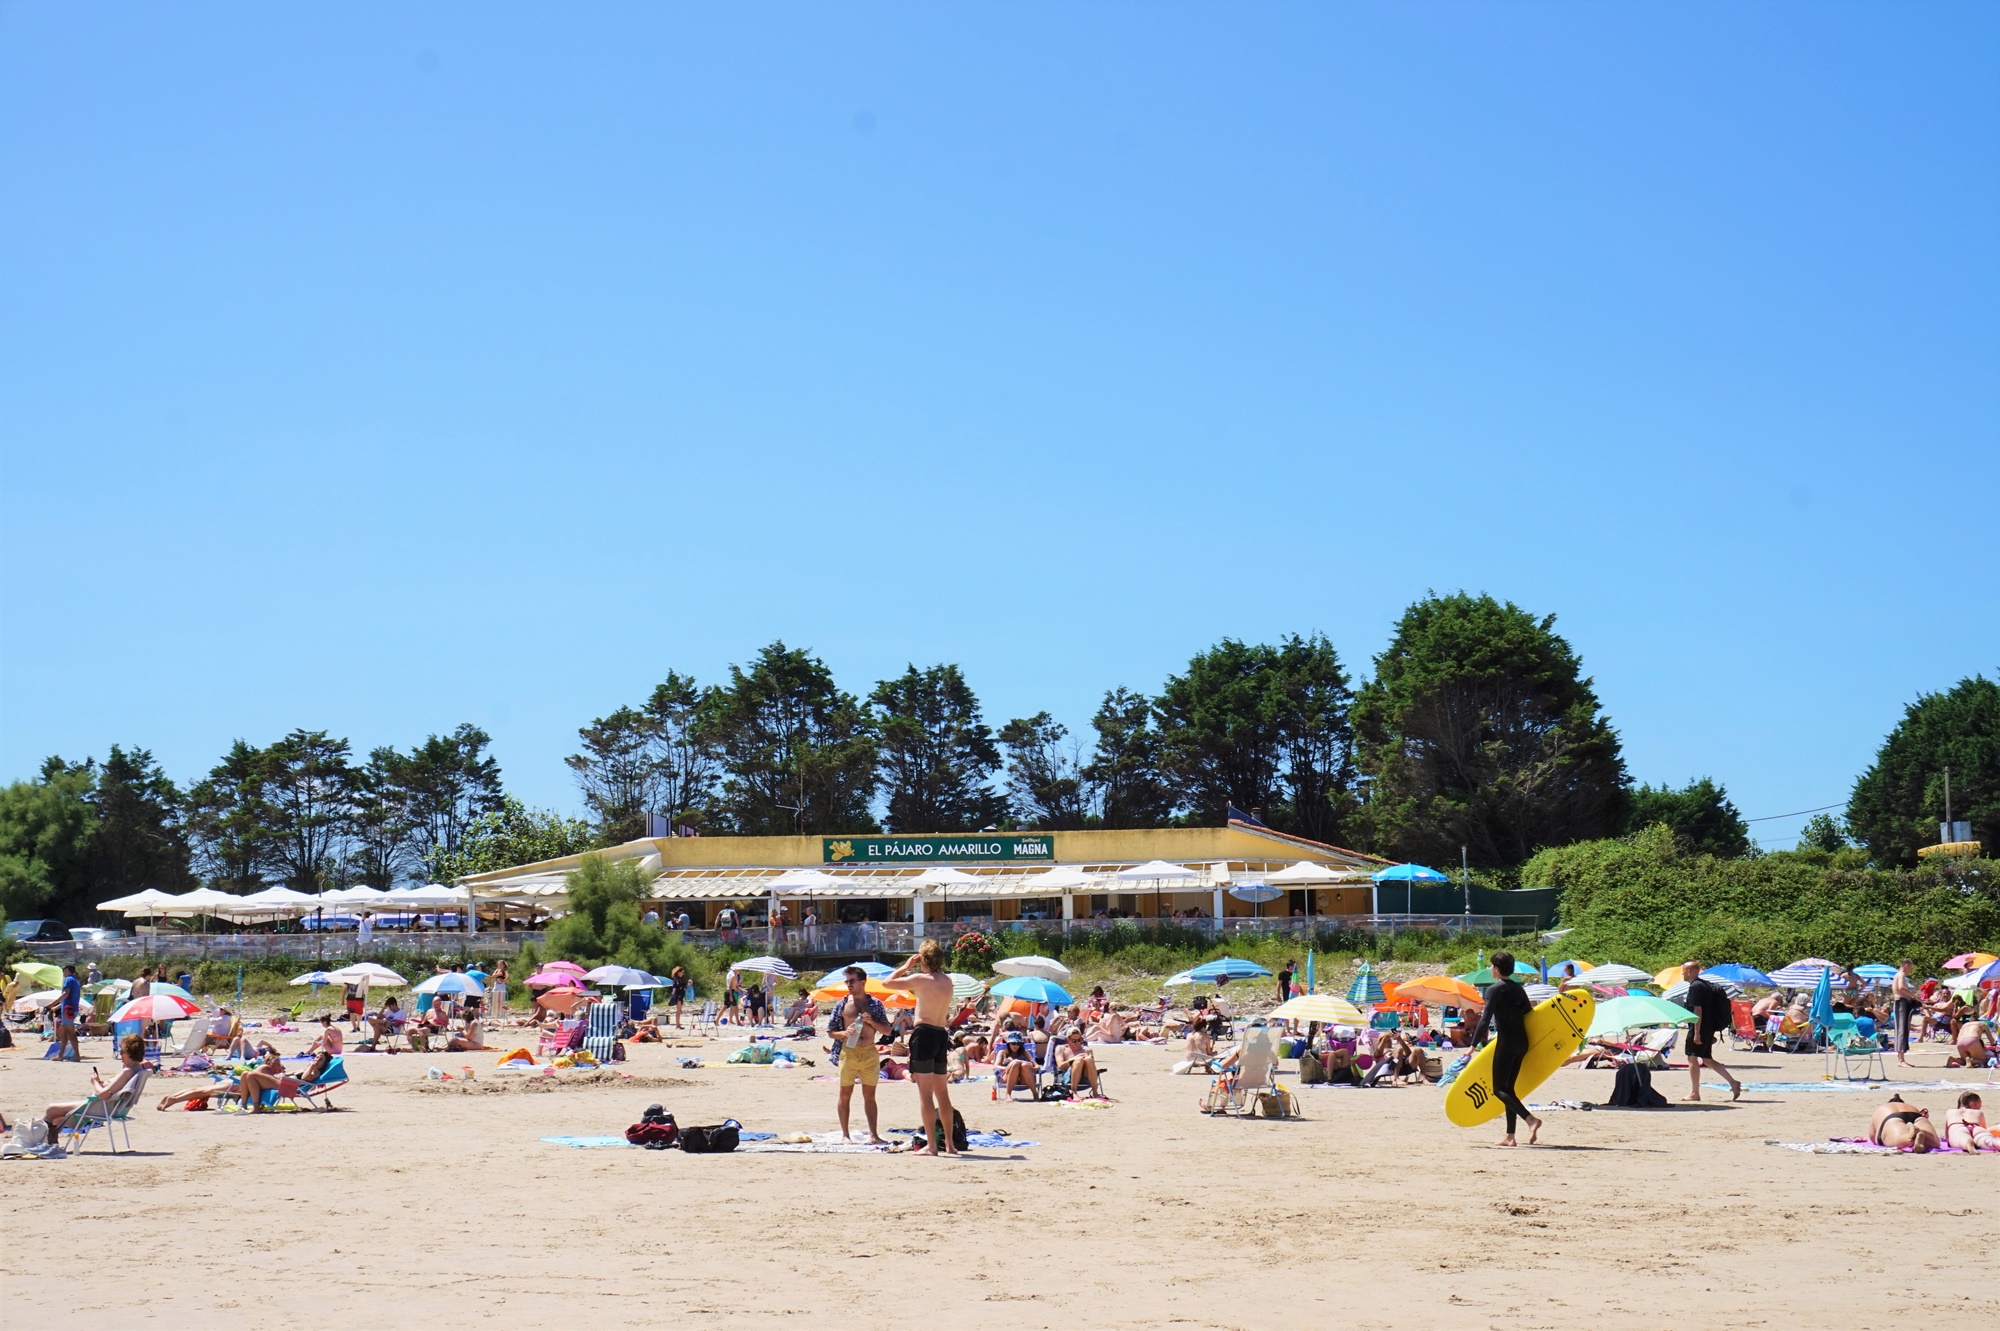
left=679, top=1118, right=742, bottom=1153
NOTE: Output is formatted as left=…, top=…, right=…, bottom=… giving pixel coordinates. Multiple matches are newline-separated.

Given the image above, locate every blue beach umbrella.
left=1348, top=963, right=1385, bottom=1005
left=414, top=972, right=487, bottom=997
left=990, top=975, right=1073, bottom=1008
left=1370, top=862, right=1450, bottom=913
left=1808, top=965, right=1835, bottom=1037
left=1304, top=951, right=1315, bottom=994
left=1702, top=964, right=1775, bottom=988
left=1184, top=957, right=1272, bottom=983
left=1851, top=964, right=1899, bottom=985
left=815, top=962, right=893, bottom=988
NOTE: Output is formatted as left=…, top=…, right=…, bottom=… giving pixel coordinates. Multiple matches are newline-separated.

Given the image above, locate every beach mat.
left=1767, top=1137, right=1978, bottom=1156
left=1715, top=1079, right=1975, bottom=1094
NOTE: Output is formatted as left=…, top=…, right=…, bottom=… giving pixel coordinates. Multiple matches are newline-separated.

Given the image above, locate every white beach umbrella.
left=993, top=955, right=1071, bottom=982
left=584, top=965, right=654, bottom=988
left=1022, top=865, right=1093, bottom=891
left=767, top=868, right=842, bottom=890
left=97, top=887, right=181, bottom=914
left=1113, top=860, right=1200, bottom=882
left=1570, top=963, right=1656, bottom=988
left=327, top=962, right=407, bottom=986
left=1264, top=861, right=1355, bottom=885
left=731, top=956, right=798, bottom=978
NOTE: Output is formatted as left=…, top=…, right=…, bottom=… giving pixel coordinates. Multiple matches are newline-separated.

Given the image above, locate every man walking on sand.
left=1891, top=959, right=1920, bottom=1066
left=827, top=966, right=889, bottom=1145
left=1680, top=961, right=1743, bottom=1102
left=885, top=939, right=961, bottom=1156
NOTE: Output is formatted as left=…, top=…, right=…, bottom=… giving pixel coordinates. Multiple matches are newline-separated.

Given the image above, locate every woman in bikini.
left=1868, top=1094, right=1940, bottom=1151
left=1943, top=1091, right=1997, bottom=1152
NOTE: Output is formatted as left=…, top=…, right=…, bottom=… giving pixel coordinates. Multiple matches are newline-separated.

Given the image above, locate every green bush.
left=1525, top=824, right=2000, bottom=973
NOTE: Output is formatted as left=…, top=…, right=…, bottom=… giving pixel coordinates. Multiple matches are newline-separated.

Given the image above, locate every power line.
left=1744, top=801, right=1846, bottom=824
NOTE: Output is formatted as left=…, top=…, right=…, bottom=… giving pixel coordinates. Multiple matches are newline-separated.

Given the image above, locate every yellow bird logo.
left=829, top=841, right=854, bottom=862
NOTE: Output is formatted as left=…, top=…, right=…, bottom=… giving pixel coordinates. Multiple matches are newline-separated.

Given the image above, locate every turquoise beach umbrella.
left=1348, top=963, right=1385, bottom=1005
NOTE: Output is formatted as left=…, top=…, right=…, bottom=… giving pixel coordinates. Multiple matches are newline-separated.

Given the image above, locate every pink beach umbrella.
left=526, top=970, right=581, bottom=989
left=112, top=993, right=202, bottom=1023
left=543, top=961, right=588, bottom=976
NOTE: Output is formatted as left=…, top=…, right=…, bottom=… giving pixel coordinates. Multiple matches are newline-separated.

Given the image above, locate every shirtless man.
left=1889, top=960, right=1921, bottom=1065
left=1055, top=1029, right=1106, bottom=1098
left=303, top=1015, right=344, bottom=1084
left=885, top=939, right=961, bottom=1156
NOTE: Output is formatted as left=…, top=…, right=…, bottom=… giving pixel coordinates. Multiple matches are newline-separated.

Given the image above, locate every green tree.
left=1846, top=674, right=2000, bottom=867
left=1083, top=686, right=1173, bottom=829
left=998, top=712, right=1089, bottom=830
left=1153, top=634, right=1358, bottom=842
left=260, top=730, right=356, bottom=891
left=84, top=746, right=194, bottom=898
left=430, top=797, right=594, bottom=882
left=184, top=740, right=273, bottom=890
left=1797, top=812, right=1849, bottom=853
left=1355, top=592, right=1629, bottom=868
left=711, top=642, right=878, bottom=835
left=0, top=759, right=97, bottom=920
left=399, top=723, right=506, bottom=871
left=566, top=674, right=720, bottom=845
left=1625, top=777, right=1749, bottom=858
left=871, top=664, right=1006, bottom=832
left=347, top=747, right=420, bottom=889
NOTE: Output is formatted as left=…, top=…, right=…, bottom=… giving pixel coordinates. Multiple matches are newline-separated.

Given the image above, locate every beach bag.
left=626, top=1121, right=678, bottom=1149
left=679, top=1119, right=741, bottom=1153
left=1249, top=1088, right=1296, bottom=1119
left=1038, top=1082, right=1071, bottom=1102
left=910, top=1109, right=971, bottom=1153
left=728, top=1042, right=777, bottom=1065
left=1606, top=1061, right=1667, bottom=1109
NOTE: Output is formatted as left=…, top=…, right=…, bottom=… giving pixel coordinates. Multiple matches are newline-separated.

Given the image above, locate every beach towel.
left=496, top=1048, right=537, bottom=1066
left=541, top=1135, right=632, bottom=1149
left=1716, top=1079, right=1972, bottom=1094
left=1768, top=1137, right=1970, bottom=1156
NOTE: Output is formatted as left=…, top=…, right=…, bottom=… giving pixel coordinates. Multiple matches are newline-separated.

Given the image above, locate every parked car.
left=4, top=918, right=77, bottom=962
left=69, top=927, right=128, bottom=947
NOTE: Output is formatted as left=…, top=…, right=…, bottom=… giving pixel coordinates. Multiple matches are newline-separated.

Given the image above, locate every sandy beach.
left=4, top=1024, right=1994, bottom=1329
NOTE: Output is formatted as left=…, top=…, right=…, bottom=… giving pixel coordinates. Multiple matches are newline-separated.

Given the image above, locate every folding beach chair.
left=695, top=1000, right=720, bottom=1033
left=59, top=1068, right=150, bottom=1154
left=1822, top=1015, right=1885, bottom=1082
left=585, top=999, right=620, bottom=1063
left=282, top=1057, right=349, bottom=1111
left=1729, top=1000, right=1764, bottom=1052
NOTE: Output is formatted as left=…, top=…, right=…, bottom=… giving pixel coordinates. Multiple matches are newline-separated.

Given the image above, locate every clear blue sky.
left=4, top=6, right=1995, bottom=849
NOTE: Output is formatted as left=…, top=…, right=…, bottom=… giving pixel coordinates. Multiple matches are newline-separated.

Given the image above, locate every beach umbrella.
left=1572, top=963, right=1655, bottom=987
left=1808, top=965, right=1835, bottom=1035
left=1227, top=883, right=1283, bottom=904
left=1113, top=860, right=1200, bottom=883
left=583, top=965, right=652, bottom=988
left=112, top=993, right=202, bottom=1023
left=1523, top=983, right=1559, bottom=1002
left=946, top=972, right=986, bottom=1001
left=815, top=962, right=893, bottom=988
left=1545, top=959, right=1592, bottom=980
left=808, top=976, right=916, bottom=1008
left=149, top=982, right=195, bottom=1002
left=1304, top=951, right=1315, bottom=994
left=289, top=971, right=335, bottom=987
left=1458, top=966, right=1496, bottom=987
left=414, top=972, right=487, bottom=997
left=1347, top=964, right=1385, bottom=1005
left=525, top=969, right=581, bottom=989
left=1585, top=994, right=1696, bottom=1039
left=83, top=978, right=132, bottom=997
left=541, top=960, right=588, bottom=976
left=1945, top=952, right=1998, bottom=971
left=1768, top=959, right=1846, bottom=989
left=989, top=975, right=1074, bottom=1008
left=12, top=961, right=62, bottom=990
left=1702, top=964, right=1775, bottom=988
left=1959, top=958, right=2000, bottom=987
left=1270, top=994, right=1366, bottom=1026
left=1664, top=978, right=1741, bottom=1005
left=1371, top=863, right=1450, bottom=883
left=993, top=955, right=1072, bottom=982
left=730, top=956, right=797, bottom=979
left=1653, top=965, right=1687, bottom=989
left=327, top=963, right=407, bottom=987
left=1851, top=964, right=1899, bottom=985
left=1393, top=975, right=1484, bottom=1008
left=1183, top=957, right=1271, bottom=983
left=13, top=990, right=62, bottom=1014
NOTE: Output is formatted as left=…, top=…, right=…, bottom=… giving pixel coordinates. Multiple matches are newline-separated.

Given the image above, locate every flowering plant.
left=951, top=931, right=995, bottom=968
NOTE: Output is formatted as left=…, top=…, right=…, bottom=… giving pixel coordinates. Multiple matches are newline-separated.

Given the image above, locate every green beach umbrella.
left=1585, top=994, right=1697, bottom=1040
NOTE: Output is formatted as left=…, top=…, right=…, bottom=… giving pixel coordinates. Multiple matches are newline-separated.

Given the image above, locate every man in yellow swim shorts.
left=828, top=966, right=889, bottom=1144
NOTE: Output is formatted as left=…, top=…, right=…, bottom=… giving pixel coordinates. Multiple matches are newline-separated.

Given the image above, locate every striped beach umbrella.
left=1347, top=963, right=1385, bottom=1005
left=1768, top=959, right=1846, bottom=989
left=731, top=956, right=797, bottom=979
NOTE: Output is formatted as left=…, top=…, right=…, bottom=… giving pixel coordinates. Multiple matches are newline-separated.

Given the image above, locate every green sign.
left=823, top=834, right=1055, bottom=865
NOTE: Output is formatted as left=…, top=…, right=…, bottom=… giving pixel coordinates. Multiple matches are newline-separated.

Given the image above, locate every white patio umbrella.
left=1263, top=861, right=1353, bottom=885
left=327, top=962, right=407, bottom=986
left=993, top=955, right=1072, bottom=982
left=731, top=956, right=798, bottom=979
left=1113, top=860, right=1200, bottom=882
left=1022, top=865, right=1093, bottom=891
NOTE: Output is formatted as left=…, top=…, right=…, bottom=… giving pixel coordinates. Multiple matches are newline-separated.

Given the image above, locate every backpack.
left=1701, top=984, right=1731, bottom=1033
left=910, top=1109, right=971, bottom=1153
left=626, top=1120, right=679, bottom=1149
left=679, top=1119, right=741, bottom=1153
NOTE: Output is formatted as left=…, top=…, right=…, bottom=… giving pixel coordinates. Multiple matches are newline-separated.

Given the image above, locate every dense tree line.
left=0, top=725, right=536, bottom=923
left=8, top=594, right=1990, bottom=926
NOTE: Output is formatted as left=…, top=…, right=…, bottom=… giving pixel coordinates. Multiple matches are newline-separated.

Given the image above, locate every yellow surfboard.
left=1443, top=988, right=1595, bottom=1128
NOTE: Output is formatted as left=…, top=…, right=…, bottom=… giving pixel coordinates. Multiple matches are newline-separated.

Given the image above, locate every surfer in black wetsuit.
left=1469, top=951, right=1542, bottom=1147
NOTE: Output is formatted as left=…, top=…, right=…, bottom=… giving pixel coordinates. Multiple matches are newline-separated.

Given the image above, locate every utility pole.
left=1461, top=845, right=1470, bottom=917
left=1944, top=766, right=1953, bottom=828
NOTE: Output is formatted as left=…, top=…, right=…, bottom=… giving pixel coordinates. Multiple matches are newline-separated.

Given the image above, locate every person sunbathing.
left=995, top=1033, right=1037, bottom=1095
left=1184, top=1022, right=1215, bottom=1061
left=1055, top=1030, right=1106, bottom=1099
left=1869, top=1094, right=1941, bottom=1152
left=1944, top=1091, right=1997, bottom=1152
left=302, top=1015, right=343, bottom=1084
left=157, top=1052, right=294, bottom=1112
left=1086, top=1009, right=1131, bottom=1043
left=45, top=1034, right=149, bottom=1134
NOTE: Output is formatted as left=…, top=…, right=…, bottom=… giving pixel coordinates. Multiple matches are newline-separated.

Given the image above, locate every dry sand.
left=3, top=1024, right=1995, bottom=1328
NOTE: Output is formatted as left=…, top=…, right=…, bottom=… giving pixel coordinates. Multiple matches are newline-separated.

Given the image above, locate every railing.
left=33, top=913, right=1533, bottom=966
left=39, top=932, right=545, bottom=963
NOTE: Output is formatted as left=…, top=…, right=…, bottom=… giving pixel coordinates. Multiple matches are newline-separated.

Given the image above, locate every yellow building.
left=460, top=824, right=1390, bottom=928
